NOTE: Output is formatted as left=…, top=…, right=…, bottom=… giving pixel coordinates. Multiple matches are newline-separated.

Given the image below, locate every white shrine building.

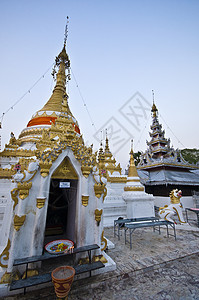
left=0, top=40, right=115, bottom=294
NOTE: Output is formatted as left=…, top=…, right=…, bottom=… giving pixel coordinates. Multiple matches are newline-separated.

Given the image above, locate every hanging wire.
left=159, top=113, right=185, bottom=148
left=70, top=68, right=97, bottom=132
left=0, top=63, right=54, bottom=125
left=135, top=113, right=151, bottom=151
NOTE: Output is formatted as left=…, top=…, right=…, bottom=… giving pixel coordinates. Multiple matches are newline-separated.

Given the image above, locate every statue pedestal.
left=123, top=192, right=155, bottom=219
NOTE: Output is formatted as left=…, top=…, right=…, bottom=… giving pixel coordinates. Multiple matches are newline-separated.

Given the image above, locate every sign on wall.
left=59, top=182, right=70, bottom=188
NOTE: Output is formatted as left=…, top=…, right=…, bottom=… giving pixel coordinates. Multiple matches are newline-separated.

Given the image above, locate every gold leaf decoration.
left=17, top=181, right=32, bottom=200
left=101, top=230, right=107, bottom=251
left=81, top=195, right=89, bottom=207
left=14, top=215, right=26, bottom=231
left=95, top=209, right=103, bottom=225
left=36, top=197, right=46, bottom=209
left=11, top=188, right=19, bottom=210
left=0, top=239, right=11, bottom=268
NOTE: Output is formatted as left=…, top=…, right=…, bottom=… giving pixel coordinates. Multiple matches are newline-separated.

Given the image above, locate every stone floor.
left=2, top=215, right=199, bottom=300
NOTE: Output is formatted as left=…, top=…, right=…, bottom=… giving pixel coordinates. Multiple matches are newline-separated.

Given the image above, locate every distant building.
left=137, top=102, right=199, bottom=196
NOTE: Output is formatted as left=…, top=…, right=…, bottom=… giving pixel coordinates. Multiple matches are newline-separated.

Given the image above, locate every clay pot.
left=51, top=266, right=75, bottom=299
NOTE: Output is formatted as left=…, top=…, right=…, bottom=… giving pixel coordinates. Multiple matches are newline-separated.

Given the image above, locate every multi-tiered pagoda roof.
left=137, top=102, right=199, bottom=196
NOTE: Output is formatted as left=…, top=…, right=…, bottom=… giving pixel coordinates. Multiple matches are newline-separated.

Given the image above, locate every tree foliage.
left=133, top=151, right=142, bottom=166
left=181, top=148, right=199, bottom=165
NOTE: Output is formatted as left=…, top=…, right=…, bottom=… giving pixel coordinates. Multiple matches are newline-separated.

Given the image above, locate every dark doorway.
left=44, top=178, right=77, bottom=244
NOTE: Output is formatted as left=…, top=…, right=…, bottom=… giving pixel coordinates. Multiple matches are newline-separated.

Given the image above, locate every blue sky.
left=0, top=0, right=199, bottom=169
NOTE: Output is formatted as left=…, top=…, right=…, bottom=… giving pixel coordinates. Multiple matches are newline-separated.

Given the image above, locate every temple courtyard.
left=2, top=213, right=199, bottom=300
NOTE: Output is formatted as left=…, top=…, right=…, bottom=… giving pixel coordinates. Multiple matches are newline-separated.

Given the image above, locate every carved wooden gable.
left=51, top=157, right=78, bottom=180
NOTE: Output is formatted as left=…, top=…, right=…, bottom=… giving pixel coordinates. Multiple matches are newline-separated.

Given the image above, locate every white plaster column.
left=123, top=192, right=155, bottom=218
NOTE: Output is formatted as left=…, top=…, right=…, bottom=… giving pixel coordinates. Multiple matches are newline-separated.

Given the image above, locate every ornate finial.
left=105, top=129, right=110, bottom=152
left=129, top=139, right=134, bottom=156
left=64, top=16, right=69, bottom=47
left=51, top=19, right=71, bottom=82
left=127, top=139, right=139, bottom=178
left=131, top=139, right=133, bottom=151
left=99, top=133, right=103, bottom=154
left=152, top=90, right=155, bottom=104
left=151, top=90, right=158, bottom=117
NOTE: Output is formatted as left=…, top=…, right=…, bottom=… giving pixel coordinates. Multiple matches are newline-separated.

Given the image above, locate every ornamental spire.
left=151, top=90, right=158, bottom=118
left=128, top=140, right=139, bottom=178
left=124, top=140, right=144, bottom=192
left=64, top=16, right=69, bottom=47
left=105, top=130, right=110, bottom=153
left=38, top=19, right=71, bottom=113
left=19, top=20, right=81, bottom=143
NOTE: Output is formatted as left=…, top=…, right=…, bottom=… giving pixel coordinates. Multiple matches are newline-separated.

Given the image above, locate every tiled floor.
left=3, top=220, right=199, bottom=300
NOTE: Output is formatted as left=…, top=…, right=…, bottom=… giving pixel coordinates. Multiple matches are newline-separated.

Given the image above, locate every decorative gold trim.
left=102, top=185, right=107, bottom=203
left=94, top=183, right=106, bottom=199
left=51, top=157, right=78, bottom=180
left=95, top=209, right=103, bottom=225
left=11, top=188, right=19, bottom=210
left=94, top=183, right=103, bottom=198
left=0, top=168, right=15, bottom=179
left=173, top=207, right=186, bottom=223
left=22, top=269, right=39, bottom=279
left=108, top=176, right=127, bottom=183
left=126, top=178, right=140, bottom=182
left=78, top=257, right=89, bottom=265
left=0, top=239, right=11, bottom=268
left=0, top=270, right=20, bottom=284
left=14, top=215, right=26, bottom=231
left=81, top=165, right=92, bottom=178
left=124, top=186, right=144, bottom=191
left=79, top=255, right=108, bottom=265
left=92, top=255, right=108, bottom=264
left=81, top=195, right=89, bottom=207
left=0, top=272, right=11, bottom=284
left=0, top=149, right=35, bottom=158
left=39, top=159, right=52, bottom=177
left=17, top=181, right=32, bottom=200
left=101, top=230, right=107, bottom=251
left=36, top=197, right=46, bottom=209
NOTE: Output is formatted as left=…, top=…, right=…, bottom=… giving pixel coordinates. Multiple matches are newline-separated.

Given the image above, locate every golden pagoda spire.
left=25, top=18, right=73, bottom=126
left=105, top=130, right=110, bottom=153
left=151, top=90, right=158, bottom=118
left=128, top=140, right=139, bottom=178
left=124, top=140, right=144, bottom=191
left=39, top=34, right=71, bottom=113
left=98, top=141, right=104, bottom=160
left=98, top=141, right=105, bottom=174
left=26, top=43, right=70, bottom=128
left=38, top=17, right=71, bottom=114
left=18, top=18, right=81, bottom=143
left=99, top=132, right=122, bottom=176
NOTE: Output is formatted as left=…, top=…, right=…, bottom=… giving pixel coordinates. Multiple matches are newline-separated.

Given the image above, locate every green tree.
left=181, top=148, right=199, bottom=165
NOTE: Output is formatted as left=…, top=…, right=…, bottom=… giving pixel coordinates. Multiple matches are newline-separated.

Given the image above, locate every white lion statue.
left=158, top=189, right=186, bottom=224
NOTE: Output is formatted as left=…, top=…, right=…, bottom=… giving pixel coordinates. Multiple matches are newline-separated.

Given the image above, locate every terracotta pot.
left=51, top=266, right=75, bottom=299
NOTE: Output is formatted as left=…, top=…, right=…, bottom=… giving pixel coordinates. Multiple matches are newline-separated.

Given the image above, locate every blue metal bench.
left=10, top=244, right=104, bottom=294
left=10, top=261, right=104, bottom=292
left=114, top=217, right=159, bottom=240
left=124, top=220, right=176, bottom=249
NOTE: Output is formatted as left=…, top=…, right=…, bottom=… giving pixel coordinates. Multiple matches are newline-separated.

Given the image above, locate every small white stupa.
left=123, top=140, right=155, bottom=218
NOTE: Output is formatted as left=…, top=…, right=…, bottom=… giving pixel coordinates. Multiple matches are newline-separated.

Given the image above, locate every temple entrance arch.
left=44, top=157, right=78, bottom=244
